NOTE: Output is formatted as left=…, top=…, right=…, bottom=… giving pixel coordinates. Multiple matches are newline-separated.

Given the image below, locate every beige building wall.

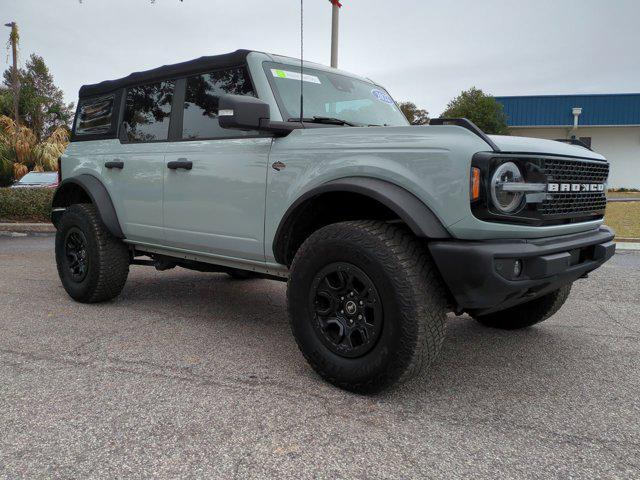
left=509, top=126, right=640, bottom=189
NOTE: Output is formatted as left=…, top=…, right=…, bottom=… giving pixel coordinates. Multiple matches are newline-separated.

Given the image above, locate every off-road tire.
left=55, top=203, right=129, bottom=303
left=287, top=220, right=447, bottom=393
left=473, top=284, right=572, bottom=330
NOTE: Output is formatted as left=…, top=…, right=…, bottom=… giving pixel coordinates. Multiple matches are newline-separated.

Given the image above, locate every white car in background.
left=11, top=172, right=59, bottom=189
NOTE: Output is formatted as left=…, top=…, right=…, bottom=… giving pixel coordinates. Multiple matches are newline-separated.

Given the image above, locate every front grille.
left=539, top=158, right=609, bottom=219
left=540, top=158, right=609, bottom=183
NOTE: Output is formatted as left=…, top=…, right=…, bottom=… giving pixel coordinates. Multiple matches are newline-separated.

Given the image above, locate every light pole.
left=4, top=22, right=19, bottom=126
left=329, top=0, right=342, bottom=68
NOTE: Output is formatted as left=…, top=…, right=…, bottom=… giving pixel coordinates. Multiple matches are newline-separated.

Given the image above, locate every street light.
left=4, top=21, right=19, bottom=125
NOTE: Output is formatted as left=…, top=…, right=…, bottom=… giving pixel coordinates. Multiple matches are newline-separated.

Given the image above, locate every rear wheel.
left=473, top=285, right=572, bottom=330
left=287, top=220, right=447, bottom=393
left=55, top=204, right=129, bottom=303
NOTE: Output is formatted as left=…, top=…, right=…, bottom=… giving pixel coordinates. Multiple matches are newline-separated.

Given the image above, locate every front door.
left=162, top=67, right=272, bottom=262
left=164, top=138, right=272, bottom=261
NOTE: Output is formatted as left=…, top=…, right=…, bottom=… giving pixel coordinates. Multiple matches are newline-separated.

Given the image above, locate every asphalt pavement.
left=1, top=235, right=639, bottom=479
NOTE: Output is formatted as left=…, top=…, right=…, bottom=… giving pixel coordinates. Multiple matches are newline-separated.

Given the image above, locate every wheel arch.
left=51, top=175, right=124, bottom=239
left=273, top=177, right=450, bottom=265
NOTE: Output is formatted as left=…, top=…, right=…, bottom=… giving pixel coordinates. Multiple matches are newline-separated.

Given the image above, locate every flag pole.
left=330, top=1, right=341, bottom=68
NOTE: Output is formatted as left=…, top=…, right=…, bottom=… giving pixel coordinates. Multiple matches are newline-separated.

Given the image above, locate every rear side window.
left=123, top=80, right=174, bottom=142
left=182, top=67, right=255, bottom=140
left=75, top=95, right=115, bottom=135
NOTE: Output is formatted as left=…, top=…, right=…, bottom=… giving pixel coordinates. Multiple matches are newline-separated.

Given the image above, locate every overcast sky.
left=3, top=0, right=640, bottom=115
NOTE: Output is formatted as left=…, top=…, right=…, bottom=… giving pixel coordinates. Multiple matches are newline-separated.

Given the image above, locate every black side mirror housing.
left=218, top=94, right=295, bottom=136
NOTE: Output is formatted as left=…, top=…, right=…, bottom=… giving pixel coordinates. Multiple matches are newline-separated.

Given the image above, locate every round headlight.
left=490, top=162, right=524, bottom=213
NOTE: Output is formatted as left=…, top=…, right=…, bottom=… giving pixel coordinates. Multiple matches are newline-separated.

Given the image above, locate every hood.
left=488, top=134, right=606, bottom=161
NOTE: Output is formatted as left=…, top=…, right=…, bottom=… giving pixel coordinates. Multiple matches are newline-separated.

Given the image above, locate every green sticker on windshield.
left=270, top=68, right=321, bottom=84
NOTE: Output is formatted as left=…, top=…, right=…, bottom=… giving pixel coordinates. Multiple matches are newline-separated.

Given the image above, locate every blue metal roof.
left=495, top=93, right=640, bottom=127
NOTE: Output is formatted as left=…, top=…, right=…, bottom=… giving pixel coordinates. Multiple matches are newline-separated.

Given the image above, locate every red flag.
left=329, top=0, right=342, bottom=7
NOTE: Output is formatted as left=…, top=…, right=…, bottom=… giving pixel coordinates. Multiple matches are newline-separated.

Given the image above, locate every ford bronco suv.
left=52, top=50, right=615, bottom=392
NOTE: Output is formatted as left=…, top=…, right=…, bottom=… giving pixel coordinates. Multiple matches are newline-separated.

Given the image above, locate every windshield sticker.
left=371, top=89, right=395, bottom=105
left=271, top=69, right=321, bottom=84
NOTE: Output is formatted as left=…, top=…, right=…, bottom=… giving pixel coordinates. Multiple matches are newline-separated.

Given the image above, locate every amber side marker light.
left=470, top=167, right=481, bottom=201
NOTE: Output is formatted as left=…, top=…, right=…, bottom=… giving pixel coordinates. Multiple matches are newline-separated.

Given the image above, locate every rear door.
left=105, top=81, right=175, bottom=244
left=163, top=67, right=272, bottom=261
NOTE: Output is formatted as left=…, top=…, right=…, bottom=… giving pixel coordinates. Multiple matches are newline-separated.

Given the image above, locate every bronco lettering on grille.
left=547, top=183, right=605, bottom=192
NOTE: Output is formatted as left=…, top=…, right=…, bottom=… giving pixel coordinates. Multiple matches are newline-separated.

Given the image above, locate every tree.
left=398, top=101, right=429, bottom=125
left=441, top=87, right=509, bottom=135
left=1, top=54, right=74, bottom=141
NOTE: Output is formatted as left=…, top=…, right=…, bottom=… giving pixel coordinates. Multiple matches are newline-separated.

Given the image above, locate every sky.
left=2, top=0, right=640, bottom=116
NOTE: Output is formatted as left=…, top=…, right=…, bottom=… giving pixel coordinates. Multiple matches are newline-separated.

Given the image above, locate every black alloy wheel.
left=310, top=262, right=383, bottom=358
left=63, top=227, right=89, bottom=282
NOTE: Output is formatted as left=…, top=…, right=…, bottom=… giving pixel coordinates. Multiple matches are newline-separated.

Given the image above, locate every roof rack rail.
left=429, top=117, right=500, bottom=152
left=553, top=138, right=593, bottom=151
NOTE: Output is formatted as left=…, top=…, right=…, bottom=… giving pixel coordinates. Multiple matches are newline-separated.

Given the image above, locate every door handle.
left=167, top=159, right=193, bottom=170
left=105, top=160, right=124, bottom=169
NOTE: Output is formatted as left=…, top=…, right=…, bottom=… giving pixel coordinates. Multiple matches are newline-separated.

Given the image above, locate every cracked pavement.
left=1, top=235, right=639, bottom=479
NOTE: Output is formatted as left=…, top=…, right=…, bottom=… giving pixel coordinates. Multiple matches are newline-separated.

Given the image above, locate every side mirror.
left=218, top=94, right=295, bottom=136
left=218, top=94, right=271, bottom=131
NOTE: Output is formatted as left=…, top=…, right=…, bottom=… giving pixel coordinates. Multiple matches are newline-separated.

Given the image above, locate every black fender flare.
left=51, top=174, right=124, bottom=239
left=273, top=177, right=450, bottom=264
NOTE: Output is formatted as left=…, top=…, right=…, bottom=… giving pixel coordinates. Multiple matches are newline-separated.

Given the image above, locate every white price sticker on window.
left=271, top=69, right=321, bottom=84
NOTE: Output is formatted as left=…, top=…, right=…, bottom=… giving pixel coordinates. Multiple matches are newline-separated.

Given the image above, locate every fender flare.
left=51, top=174, right=124, bottom=239
left=273, top=177, right=450, bottom=264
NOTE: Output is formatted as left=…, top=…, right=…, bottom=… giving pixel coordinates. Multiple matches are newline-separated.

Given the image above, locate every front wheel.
left=472, top=284, right=572, bottom=330
left=287, top=221, right=447, bottom=393
left=55, top=203, right=130, bottom=303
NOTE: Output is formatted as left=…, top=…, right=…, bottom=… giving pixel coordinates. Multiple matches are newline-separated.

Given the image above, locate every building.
left=495, top=93, right=640, bottom=188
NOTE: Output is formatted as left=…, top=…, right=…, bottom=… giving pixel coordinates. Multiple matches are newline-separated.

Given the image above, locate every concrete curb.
left=0, top=222, right=55, bottom=234
left=616, top=242, right=640, bottom=251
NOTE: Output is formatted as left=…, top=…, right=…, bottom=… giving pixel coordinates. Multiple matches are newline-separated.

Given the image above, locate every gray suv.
left=52, top=50, right=615, bottom=392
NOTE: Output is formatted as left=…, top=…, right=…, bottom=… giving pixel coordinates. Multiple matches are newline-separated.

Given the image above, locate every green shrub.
left=0, top=187, right=54, bottom=222
left=0, top=156, right=13, bottom=187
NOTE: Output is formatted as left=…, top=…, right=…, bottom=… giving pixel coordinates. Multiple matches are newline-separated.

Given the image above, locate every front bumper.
left=429, top=226, right=615, bottom=315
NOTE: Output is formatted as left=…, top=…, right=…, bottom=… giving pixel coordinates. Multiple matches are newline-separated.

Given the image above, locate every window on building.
left=75, top=95, right=115, bottom=135
left=123, top=80, right=175, bottom=142
left=182, top=67, right=255, bottom=140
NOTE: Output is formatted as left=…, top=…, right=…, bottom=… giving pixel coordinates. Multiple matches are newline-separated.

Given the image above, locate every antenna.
left=300, top=0, right=304, bottom=123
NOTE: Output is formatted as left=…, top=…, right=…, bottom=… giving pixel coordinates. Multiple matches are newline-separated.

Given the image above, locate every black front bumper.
left=429, top=226, right=615, bottom=316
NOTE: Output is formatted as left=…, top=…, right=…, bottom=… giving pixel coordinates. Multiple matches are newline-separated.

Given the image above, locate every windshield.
left=265, top=62, right=408, bottom=127
left=18, top=172, right=57, bottom=184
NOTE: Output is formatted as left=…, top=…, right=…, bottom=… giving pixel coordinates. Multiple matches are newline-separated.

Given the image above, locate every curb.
left=616, top=242, right=640, bottom=251
left=0, top=223, right=55, bottom=234
left=607, top=198, right=640, bottom=203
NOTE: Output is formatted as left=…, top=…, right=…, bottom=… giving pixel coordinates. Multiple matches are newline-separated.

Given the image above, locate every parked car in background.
left=11, top=172, right=59, bottom=189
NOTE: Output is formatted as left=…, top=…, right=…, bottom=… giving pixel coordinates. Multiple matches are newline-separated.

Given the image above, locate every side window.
left=182, top=67, right=255, bottom=140
left=123, top=80, right=174, bottom=142
left=75, top=95, right=115, bottom=135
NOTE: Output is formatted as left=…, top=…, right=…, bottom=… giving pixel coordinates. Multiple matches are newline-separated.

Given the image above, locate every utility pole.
left=329, top=0, right=342, bottom=68
left=4, top=22, right=19, bottom=126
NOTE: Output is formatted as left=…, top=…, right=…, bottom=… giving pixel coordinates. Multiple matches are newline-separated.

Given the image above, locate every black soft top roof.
left=78, top=49, right=251, bottom=98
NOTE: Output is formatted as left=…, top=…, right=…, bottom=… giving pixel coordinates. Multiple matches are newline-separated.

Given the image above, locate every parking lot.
left=1, top=234, right=638, bottom=479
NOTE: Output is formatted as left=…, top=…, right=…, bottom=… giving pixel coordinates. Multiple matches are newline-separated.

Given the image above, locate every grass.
left=0, top=187, right=54, bottom=222
left=607, top=191, right=640, bottom=199
left=605, top=201, right=640, bottom=239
